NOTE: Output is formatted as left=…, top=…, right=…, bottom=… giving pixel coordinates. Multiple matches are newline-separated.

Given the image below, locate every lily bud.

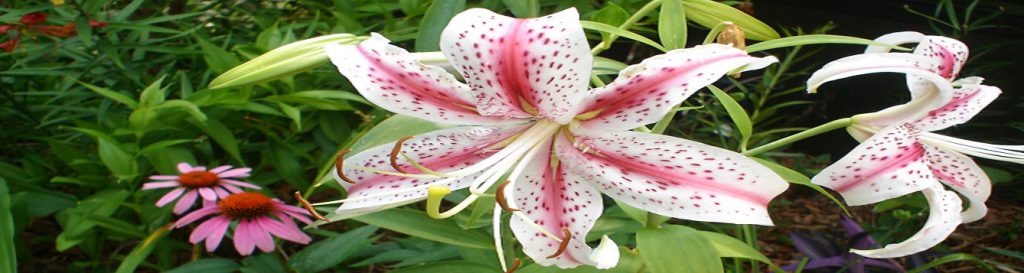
left=716, top=23, right=746, bottom=50
left=588, top=235, right=620, bottom=269
left=209, top=33, right=362, bottom=89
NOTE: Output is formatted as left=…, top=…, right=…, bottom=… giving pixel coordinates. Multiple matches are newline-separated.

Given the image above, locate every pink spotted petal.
left=851, top=185, right=962, bottom=258
left=924, top=145, right=990, bottom=223
left=864, top=31, right=926, bottom=53
left=222, top=179, right=260, bottom=189
left=913, top=82, right=1000, bottom=132
left=259, top=218, right=312, bottom=244
left=334, top=125, right=524, bottom=219
left=559, top=130, right=789, bottom=225
left=811, top=124, right=935, bottom=206
left=173, top=190, right=199, bottom=215
left=217, top=168, right=251, bottom=178
left=233, top=220, right=257, bottom=256
left=174, top=206, right=219, bottom=227
left=325, top=34, right=519, bottom=126
left=250, top=218, right=277, bottom=252
left=149, top=175, right=180, bottom=181
left=198, top=187, right=218, bottom=201
left=143, top=181, right=180, bottom=190
left=204, top=216, right=232, bottom=252
left=209, top=165, right=233, bottom=174
left=440, top=8, right=593, bottom=124
left=177, top=162, right=195, bottom=173
left=808, top=53, right=955, bottom=129
left=510, top=137, right=601, bottom=269
left=910, top=36, right=968, bottom=80
left=155, top=187, right=185, bottom=207
left=576, top=44, right=777, bottom=132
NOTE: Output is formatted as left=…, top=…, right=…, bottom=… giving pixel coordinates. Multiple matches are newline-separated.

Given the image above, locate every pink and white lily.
left=323, top=8, right=788, bottom=269
left=808, top=32, right=1022, bottom=258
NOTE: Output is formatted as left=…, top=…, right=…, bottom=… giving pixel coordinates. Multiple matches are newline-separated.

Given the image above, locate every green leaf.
left=751, top=158, right=849, bottom=215
left=501, top=0, right=538, bottom=17
left=138, top=139, right=195, bottom=156
left=637, top=225, right=723, bottom=273
left=580, top=21, right=668, bottom=52
left=56, top=190, right=130, bottom=251
left=276, top=102, right=302, bottom=129
left=164, top=258, right=239, bottom=273
left=98, top=138, right=137, bottom=181
left=0, top=178, right=16, bottom=273
left=591, top=3, right=629, bottom=44
left=349, top=115, right=449, bottom=154
left=80, top=82, right=138, bottom=109
left=391, top=261, right=497, bottom=273
left=114, top=225, right=170, bottom=273
left=289, top=225, right=377, bottom=272
left=746, top=34, right=912, bottom=52
left=138, top=75, right=167, bottom=108
left=698, top=231, right=776, bottom=267
left=906, top=253, right=997, bottom=273
left=416, top=0, right=466, bottom=52
left=153, top=100, right=208, bottom=122
left=348, top=208, right=493, bottom=249
left=75, top=16, right=93, bottom=47
left=682, top=0, right=779, bottom=41
left=708, top=85, right=752, bottom=150
left=614, top=199, right=648, bottom=224
left=592, top=56, right=627, bottom=76
left=196, top=36, right=241, bottom=74
left=264, top=90, right=368, bottom=110
left=190, top=119, right=243, bottom=164
left=240, top=253, right=287, bottom=273
left=659, top=0, right=687, bottom=50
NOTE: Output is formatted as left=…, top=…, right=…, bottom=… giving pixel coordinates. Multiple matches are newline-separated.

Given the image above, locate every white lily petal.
left=864, top=31, right=925, bottom=53
left=589, top=235, right=620, bottom=269
left=851, top=185, right=962, bottom=258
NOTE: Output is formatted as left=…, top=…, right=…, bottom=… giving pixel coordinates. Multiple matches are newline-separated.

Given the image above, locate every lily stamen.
left=400, top=152, right=458, bottom=177
left=546, top=227, right=572, bottom=259
left=505, top=259, right=522, bottom=273
left=496, top=180, right=519, bottom=212
left=390, top=136, right=415, bottom=173
left=293, top=191, right=328, bottom=221
left=336, top=149, right=357, bottom=184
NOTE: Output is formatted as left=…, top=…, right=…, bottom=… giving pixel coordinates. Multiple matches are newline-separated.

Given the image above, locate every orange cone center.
left=218, top=192, right=275, bottom=219
left=177, top=171, right=220, bottom=188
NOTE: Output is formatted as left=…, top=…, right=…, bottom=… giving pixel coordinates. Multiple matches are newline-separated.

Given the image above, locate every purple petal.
left=250, top=218, right=277, bottom=252
left=198, top=187, right=217, bottom=200
left=177, top=162, right=194, bottom=173
left=148, top=175, right=179, bottom=181
left=259, top=218, right=311, bottom=244
left=217, top=168, right=251, bottom=178
left=214, top=187, right=230, bottom=198
left=233, top=220, right=256, bottom=256
left=155, top=187, right=185, bottom=207
left=222, top=183, right=243, bottom=193
left=222, top=179, right=260, bottom=189
left=143, top=181, right=181, bottom=190
left=173, top=190, right=199, bottom=215
left=209, top=165, right=233, bottom=174
left=174, top=206, right=219, bottom=227
left=204, top=216, right=232, bottom=252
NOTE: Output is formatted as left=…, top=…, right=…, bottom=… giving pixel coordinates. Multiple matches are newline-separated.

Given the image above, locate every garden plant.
left=1, top=0, right=1022, bottom=273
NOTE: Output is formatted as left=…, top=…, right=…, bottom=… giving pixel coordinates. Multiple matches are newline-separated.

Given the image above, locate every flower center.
left=177, top=171, right=220, bottom=188
left=217, top=192, right=276, bottom=219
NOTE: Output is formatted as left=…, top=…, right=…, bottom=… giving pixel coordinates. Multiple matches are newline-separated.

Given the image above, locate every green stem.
left=743, top=118, right=852, bottom=156
left=591, top=0, right=663, bottom=56
left=645, top=213, right=669, bottom=228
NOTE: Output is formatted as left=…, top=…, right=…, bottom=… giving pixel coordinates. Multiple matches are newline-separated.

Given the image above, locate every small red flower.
left=20, top=12, right=47, bottom=25
left=0, top=25, right=14, bottom=34
left=0, top=38, right=18, bottom=52
left=88, top=19, right=107, bottom=28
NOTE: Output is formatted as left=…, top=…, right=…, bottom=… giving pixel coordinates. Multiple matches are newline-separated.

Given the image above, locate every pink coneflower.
left=143, top=162, right=258, bottom=214
left=174, top=192, right=313, bottom=255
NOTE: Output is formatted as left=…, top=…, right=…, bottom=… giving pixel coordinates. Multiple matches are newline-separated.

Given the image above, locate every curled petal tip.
left=589, top=235, right=620, bottom=269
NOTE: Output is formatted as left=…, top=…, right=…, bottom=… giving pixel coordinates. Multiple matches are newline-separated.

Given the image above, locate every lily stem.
left=742, top=118, right=852, bottom=156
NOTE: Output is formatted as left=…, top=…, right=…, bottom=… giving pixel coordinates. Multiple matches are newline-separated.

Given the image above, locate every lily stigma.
left=318, top=8, right=789, bottom=270
left=808, top=32, right=1023, bottom=258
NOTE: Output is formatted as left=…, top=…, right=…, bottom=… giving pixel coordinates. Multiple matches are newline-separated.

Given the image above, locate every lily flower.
left=807, top=32, right=1022, bottom=258
left=321, top=8, right=788, bottom=269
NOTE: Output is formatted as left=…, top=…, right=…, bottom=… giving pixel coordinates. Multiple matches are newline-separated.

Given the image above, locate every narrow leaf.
left=580, top=21, right=668, bottom=52
left=746, top=34, right=912, bottom=52
left=0, top=178, right=16, bottom=273
left=416, top=0, right=466, bottom=52
left=289, top=226, right=376, bottom=272
left=708, top=85, right=752, bottom=150
left=350, top=208, right=493, bottom=249
left=659, top=0, right=687, bottom=50
left=80, top=82, right=138, bottom=109
left=114, top=225, right=170, bottom=273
